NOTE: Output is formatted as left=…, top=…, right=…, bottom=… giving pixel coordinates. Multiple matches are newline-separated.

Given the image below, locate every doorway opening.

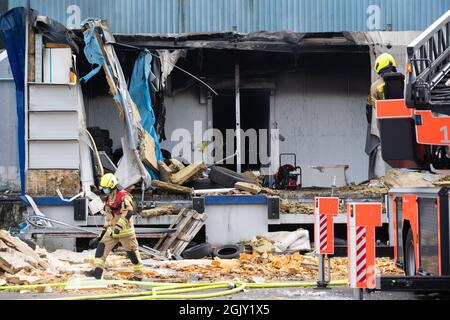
left=212, top=90, right=270, bottom=171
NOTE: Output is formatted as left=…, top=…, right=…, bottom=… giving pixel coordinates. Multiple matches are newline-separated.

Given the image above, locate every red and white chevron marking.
left=319, top=214, right=328, bottom=252
left=356, top=226, right=367, bottom=283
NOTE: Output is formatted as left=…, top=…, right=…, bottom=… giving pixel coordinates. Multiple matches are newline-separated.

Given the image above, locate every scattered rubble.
left=170, top=162, right=207, bottom=185
left=234, top=181, right=262, bottom=194
left=150, top=180, right=194, bottom=194
left=0, top=229, right=401, bottom=290
left=139, top=205, right=180, bottom=217
left=382, top=169, right=445, bottom=188
left=160, top=253, right=402, bottom=282
left=280, top=199, right=314, bottom=214
left=154, top=160, right=206, bottom=193
left=0, top=230, right=50, bottom=274
left=243, top=229, right=311, bottom=254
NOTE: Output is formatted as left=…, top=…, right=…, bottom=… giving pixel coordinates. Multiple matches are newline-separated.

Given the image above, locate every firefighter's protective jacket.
left=103, top=190, right=135, bottom=238
left=368, top=77, right=385, bottom=106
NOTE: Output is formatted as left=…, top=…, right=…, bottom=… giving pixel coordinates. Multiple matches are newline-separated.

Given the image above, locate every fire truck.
left=375, top=10, right=450, bottom=292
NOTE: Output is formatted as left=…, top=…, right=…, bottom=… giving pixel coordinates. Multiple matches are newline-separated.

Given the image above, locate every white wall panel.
left=160, top=89, right=208, bottom=163
left=29, top=141, right=79, bottom=169
left=274, top=69, right=369, bottom=185
left=29, top=112, right=79, bottom=140
left=29, top=84, right=78, bottom=111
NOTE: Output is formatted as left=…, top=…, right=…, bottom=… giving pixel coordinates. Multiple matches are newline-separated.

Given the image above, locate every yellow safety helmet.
left=374, top=53, right=397, bottom=74
left=99, top=173, right=118, bottom=190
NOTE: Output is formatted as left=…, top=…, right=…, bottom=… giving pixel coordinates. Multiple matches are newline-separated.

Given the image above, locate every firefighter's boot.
left=127, top=250, right=144, bottom=281
left=85, top=242, right=107, bottom=279
left=84, top=267, right=104, bottom=279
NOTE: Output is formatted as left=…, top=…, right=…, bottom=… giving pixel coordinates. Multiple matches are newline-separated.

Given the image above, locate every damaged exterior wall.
left=8, top=0, right=450, bottom=33
left=160, top=69, right=370, bottom=185
left=0, top=51, right=20, bottom=192
left=0, top=200, right=26, bottom=231
left=158, top=31, right=423, bottom=183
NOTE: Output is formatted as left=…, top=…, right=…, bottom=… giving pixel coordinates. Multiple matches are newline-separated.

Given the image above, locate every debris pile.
left=0, top=230, right=401, bottom=289
left=0, top=230, right=50, bottom=275
left=160, top=253, right=402, bottom=282
left=242, top=229, right=311, bottom=254
left=382, top=169, right=445, bottom=188
left=139, top=205, right=180, bottom=217
left=280, top=199, right=314, bottom=214
left=153, top=160, right=206, bottom=194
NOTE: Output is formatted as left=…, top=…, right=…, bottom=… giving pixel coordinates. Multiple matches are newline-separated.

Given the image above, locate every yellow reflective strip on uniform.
left=111, top=228, right=135, bottom=237
left=377, top=83, right=385, bottom=100
left=117, top=217, right=127, bottom=228
left=94, top=258, right=106, bottom=266
left=133, top=264, right=144, bottom=271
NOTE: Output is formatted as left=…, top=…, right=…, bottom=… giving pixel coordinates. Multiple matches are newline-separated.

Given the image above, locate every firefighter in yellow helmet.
left=368, top=53, right=398, bottom=107
left=85, top=173, right=144, bottom=280
left=365, top=53, right=399, bottom=179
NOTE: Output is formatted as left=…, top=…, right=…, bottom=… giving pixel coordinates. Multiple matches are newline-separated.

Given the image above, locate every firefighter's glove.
left=114, top=217, right=128, bottom=234
left=125, top=210, right=136, bottom=220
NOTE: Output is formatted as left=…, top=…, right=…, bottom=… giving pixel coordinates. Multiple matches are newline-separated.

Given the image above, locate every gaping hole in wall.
left=163, top=45, right=371, bottom=183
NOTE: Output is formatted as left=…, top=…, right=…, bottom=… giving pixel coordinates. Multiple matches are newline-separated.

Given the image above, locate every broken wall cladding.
left=0, top=200, right=26, bottom=230
left=8, top=0, right=450, bottom=33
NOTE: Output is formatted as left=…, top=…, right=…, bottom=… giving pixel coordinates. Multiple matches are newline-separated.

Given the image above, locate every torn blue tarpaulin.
left=130, top=51, right=163, bottom=179
left=0, top=7, right=37, bottom=193
left=80, top=19, right=105, bottom=82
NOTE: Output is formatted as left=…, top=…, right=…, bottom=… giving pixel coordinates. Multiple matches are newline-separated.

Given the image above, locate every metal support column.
left=235, top=62, right=241, bottom=173
left=316, top=254, right=331, bottom=289
left=353, top=288, right=364, bottom=300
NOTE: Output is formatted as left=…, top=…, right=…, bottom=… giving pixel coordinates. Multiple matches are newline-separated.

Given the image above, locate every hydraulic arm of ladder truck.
left=374, top=10, right=450, bottom=292
left=376, top=10, right=450, bottom=171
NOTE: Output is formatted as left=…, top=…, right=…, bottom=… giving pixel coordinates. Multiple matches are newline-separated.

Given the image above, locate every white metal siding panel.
left=29, top=112, right=79, bottom=140
left=28, top=141, right=79, bottom=169
left=29, top=84, right=78, bottom=111
left=42, top=48, right=72, bottom=84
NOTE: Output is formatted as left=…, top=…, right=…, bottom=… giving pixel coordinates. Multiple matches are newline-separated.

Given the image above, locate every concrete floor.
left=0, top=286, right=448, bottom=300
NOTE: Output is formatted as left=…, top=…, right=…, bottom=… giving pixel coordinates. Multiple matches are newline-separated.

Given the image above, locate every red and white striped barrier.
left=319, top=214, right=328, bottom=252
left=314, top=197, right=339, bottom=255
left=347, top=203, right=382, bottom=289
left=355, top=226, right=367, bottom=284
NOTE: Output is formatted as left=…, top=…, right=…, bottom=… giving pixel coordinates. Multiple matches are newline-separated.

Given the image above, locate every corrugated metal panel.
left=8, top=0, right=450, bottom=33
